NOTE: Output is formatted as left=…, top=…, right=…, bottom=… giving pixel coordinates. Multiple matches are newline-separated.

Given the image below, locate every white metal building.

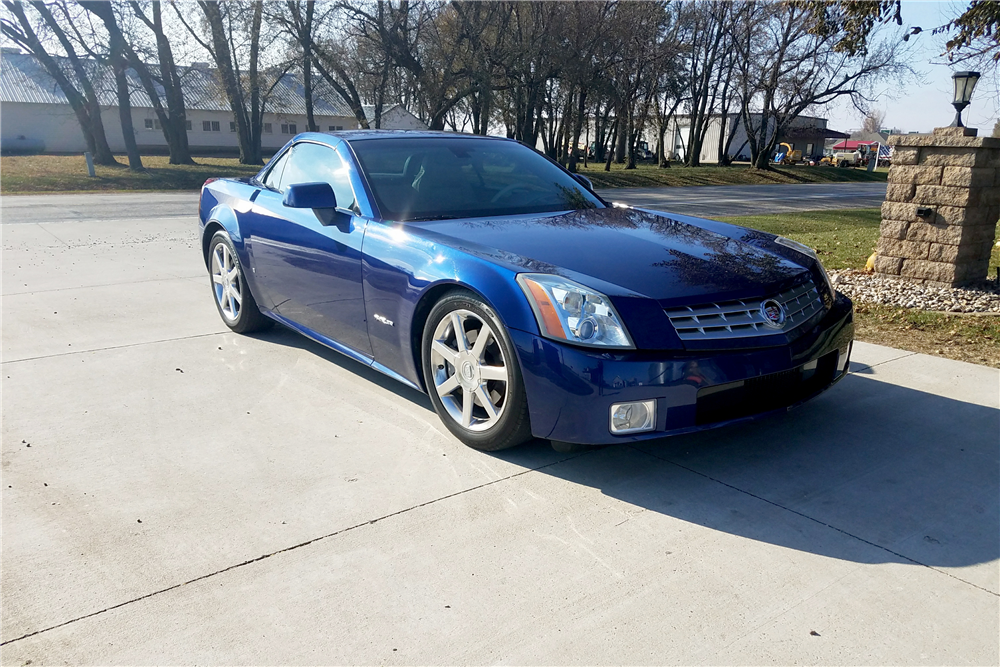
left=0, top=50, right=425, bottom=155
left=662, top=113, right=848, bottom=163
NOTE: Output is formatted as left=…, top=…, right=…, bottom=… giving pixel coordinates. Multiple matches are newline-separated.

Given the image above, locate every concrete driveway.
left=1, top=193, right=997, bottom=665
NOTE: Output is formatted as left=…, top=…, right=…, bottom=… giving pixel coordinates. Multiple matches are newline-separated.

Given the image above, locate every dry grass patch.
left=854, top=305, right=1000, bottom=368
left=1, top=154, right=262, bottom=194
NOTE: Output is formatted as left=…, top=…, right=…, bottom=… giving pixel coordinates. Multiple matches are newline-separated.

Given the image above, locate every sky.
left=824, top=0, right=1000, bottom=134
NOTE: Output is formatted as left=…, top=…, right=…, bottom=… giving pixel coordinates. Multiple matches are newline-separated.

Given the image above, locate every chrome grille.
left=665, top=281, right=824, bottom=341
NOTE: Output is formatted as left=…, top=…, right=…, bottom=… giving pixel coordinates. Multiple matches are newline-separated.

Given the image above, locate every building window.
left=186, top=120, right=192, bottom=131
left=806, top=143, right=814, bottom=156
left=281, top=123, right=297, bottom=135
left=264, top=123, right=272, bottom=134
left=328, top=125, right=344, bottom=132
left=203, top=120, right=220, bottom=132
left=144, top=118, right=154, bottom=130
left=230, top=121, right=236, bottom=132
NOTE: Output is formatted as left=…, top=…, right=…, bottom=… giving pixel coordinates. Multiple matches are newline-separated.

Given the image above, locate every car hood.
left=404, top=206, right=814, bottom=306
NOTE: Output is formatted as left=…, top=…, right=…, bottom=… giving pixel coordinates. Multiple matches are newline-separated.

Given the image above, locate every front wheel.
left=208, top=231, right=272, bottom=333
left=421, top=292, right=532, bottom=451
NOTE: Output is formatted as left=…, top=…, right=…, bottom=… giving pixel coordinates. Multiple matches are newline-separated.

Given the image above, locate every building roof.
left=0, top=51, right=356, bottom=117
left=783, top=126, right=849, bottom=140
left=849, top=130, right=890, bottom=143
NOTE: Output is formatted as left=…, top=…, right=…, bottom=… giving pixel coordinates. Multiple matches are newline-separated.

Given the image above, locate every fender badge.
left=373, top=314, right=394, bottom=327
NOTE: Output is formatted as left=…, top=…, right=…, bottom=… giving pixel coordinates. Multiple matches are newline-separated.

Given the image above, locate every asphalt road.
left=1, top=192, right=997, bottom=664
left=596, top=182, right=888, bottom=217
left=1, top=181, right=887, bottom=226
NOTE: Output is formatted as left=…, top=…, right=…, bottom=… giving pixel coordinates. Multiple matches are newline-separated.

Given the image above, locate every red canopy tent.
left=831, top=140, right=879, bottom=150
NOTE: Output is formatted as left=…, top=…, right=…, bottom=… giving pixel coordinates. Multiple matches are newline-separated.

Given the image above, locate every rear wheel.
left=208, top=231, right=272, bottom=333
left=421, top=292, right=532, bottom=451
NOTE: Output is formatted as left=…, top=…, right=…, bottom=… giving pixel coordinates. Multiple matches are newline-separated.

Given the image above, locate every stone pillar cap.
left=933, top=126, right=978, bottom=137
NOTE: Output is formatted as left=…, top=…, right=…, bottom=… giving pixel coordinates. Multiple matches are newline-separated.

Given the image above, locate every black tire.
left=421, top=291, right=532, bottom=451
left=207, top=231, right=273, bottom=334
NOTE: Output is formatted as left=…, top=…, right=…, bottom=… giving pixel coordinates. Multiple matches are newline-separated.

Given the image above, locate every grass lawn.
left=577, top=160, right=888, bottom=189
left=719, top=208, right=1000, bottom=368
left=0, top=153, right=886, bottom=194
left=0, top=154, right=262, bottom=194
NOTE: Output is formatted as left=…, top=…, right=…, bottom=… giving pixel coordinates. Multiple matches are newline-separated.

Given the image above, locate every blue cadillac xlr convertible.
left=199, top=131, right=853, bottom=452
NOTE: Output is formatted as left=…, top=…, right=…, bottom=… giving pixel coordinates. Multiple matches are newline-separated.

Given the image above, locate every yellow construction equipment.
left=777, top=143, right=802, bottom=164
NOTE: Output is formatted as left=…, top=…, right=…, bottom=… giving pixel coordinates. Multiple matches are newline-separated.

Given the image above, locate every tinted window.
left=262, top=150, right=289, bottom=190
left=349, top=137, right=603, bottom=221
left=279, top=142, right=356, bottom=211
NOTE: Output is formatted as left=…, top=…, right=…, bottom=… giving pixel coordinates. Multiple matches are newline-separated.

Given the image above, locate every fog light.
left=610, top=400, right=656, bottom=434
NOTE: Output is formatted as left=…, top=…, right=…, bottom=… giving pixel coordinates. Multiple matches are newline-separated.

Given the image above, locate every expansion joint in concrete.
left=0, top=448, right=595, bottom=647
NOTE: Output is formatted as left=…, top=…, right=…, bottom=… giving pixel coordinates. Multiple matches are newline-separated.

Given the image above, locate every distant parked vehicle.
left=830, top=151, right=861, bottom=167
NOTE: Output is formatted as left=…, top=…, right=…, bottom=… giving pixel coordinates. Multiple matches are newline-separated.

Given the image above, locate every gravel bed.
left=829, top=269, right=1000, bottom=313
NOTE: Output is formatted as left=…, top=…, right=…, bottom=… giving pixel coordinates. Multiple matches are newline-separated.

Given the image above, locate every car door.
left=245, top=141, right=373, bottom=358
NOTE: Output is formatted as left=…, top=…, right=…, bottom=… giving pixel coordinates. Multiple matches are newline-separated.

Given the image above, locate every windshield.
left=349, top=137, right=604, bottom=222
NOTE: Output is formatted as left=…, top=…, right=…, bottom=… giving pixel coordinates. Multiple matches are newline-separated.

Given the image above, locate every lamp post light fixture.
left=949, top=71, right=981, bottom=128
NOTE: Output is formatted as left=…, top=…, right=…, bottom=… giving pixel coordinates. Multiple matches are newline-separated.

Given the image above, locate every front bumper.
left=509, top=294, right=854, bottom=445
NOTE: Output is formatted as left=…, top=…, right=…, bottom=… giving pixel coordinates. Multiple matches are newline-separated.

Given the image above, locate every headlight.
left=775, top=236, right=836, bottom=298
left=516, top=273, right=634, bottom=349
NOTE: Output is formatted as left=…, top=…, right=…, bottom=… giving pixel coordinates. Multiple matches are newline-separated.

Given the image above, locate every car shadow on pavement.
left=247, top=324, right=435, bottom=411
left=496, top=372, right=999, bottom=573
left=253, top=324, right=998, bottom=572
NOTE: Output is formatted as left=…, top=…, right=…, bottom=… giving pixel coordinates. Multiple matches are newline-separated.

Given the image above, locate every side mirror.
left=283, top=182, right=337, bottom=209
left=572, top=173, right=594, bottom=191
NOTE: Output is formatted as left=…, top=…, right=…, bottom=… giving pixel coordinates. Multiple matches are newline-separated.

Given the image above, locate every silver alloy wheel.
left=429, top=309, right=509, bottom=432
left=211, top=242, right=242, bottom=322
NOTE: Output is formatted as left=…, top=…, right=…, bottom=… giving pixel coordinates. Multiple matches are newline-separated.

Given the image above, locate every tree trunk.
left=568, top=88, right=588, bottom=173
left=144, top=0, right=193, bottom=164
left=625, top=111, right=637, bottom=170
left=113, top=62, right=143, bottom=171
left=614, top=111, right=626, bottom=163
left=303, top=1, right=315, bottom=131
left=199, top=2, right=255, bottom=164
left=78, top=1, right=142, bottom=170
left=604, top=119, right=618, bottom=172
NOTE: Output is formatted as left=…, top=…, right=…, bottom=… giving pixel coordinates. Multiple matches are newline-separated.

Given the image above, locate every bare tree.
left=270, top=1, right=318, bottom=131
left=177, top=1, right=289, bottom=164
left=77, top=1, right=144, bottom=171
left=2, top=0, right=116, bottom=164
left=861, top=108, right=887, bottom=134
left=735, top=1, right=912, bottom=170
left=127, top=0, right=194, bottom=164
left=341, top=1, right=477, bottom=131
left=680, top=0, right=731, bottom=167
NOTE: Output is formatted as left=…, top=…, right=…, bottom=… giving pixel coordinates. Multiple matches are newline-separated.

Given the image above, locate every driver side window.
left=278, top=142, right=358, bottom=213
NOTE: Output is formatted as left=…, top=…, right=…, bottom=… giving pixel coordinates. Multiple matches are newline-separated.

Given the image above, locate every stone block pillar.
left=875, top=126, right=1000, bottom=287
